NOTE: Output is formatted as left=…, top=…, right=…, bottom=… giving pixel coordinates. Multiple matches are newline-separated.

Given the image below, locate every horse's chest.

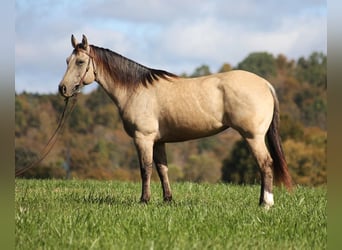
left=120, top=109, right=159, bottom=138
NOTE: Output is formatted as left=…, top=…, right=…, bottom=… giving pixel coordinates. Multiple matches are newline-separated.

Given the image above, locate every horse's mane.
left=89, top=45, right=177, bottom=89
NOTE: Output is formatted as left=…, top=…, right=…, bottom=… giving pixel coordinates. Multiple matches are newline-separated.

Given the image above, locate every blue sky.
left=15, top=0, right=327, bottom=94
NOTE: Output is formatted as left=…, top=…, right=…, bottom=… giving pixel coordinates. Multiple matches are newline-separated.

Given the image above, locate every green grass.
left=15, top=180, right=326, bottom=249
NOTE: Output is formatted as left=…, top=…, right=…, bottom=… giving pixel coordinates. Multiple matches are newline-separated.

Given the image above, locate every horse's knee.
left=157, top=164, right=168, bottom=177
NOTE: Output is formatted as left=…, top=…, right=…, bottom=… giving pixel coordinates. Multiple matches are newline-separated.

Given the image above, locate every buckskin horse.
left=59, top=35, right=292, bottom=209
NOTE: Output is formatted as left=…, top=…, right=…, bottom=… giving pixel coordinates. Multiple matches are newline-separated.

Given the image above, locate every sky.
left=15, top=0, right=327, bottom=94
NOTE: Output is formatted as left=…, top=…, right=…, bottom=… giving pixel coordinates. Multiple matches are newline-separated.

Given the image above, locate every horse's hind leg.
left=153, top=143, right=172, bottom=202
left=245, top=135, right=274, bottom=209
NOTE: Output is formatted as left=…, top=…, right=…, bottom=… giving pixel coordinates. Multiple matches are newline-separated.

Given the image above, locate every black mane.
left=90, top=45, right=177, bottom=89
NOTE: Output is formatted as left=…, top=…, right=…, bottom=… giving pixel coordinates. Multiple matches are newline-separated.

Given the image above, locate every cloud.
left=15, top=0, right=327, bottom=94
left=153, top=4, right=326, bottom=73
left=82, top=0, right=214, bottom=24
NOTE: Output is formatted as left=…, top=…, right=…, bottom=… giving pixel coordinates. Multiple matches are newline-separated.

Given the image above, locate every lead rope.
left=15, top=96, right=77, bottom=177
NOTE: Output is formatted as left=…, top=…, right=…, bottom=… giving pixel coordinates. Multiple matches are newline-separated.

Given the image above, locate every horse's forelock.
left=72, top=44, right=88, bottom=55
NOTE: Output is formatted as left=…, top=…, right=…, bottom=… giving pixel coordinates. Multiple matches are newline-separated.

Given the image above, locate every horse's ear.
left=71, top=34, right=77, bottom=48
left=82, top=34, right=89, bottom=49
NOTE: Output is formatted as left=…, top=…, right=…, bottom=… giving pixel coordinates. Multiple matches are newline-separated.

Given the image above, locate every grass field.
left=15, top=180, right=326, bottom=249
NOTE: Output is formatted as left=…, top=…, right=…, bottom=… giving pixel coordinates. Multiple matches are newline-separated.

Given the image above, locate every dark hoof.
left=139, top=198, right=149, bottom=204
left=163, top=196, right=173, bottom=202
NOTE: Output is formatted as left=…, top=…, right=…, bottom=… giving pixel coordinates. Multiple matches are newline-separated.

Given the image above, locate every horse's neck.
left=95, top=73, right=132, bottom=112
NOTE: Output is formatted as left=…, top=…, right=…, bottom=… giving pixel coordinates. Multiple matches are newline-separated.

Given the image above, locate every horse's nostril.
left=59, top=85, right=67, bottom=95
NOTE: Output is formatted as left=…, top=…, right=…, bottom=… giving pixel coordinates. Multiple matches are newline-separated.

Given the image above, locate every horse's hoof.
left=262, top=203, right=272, bottom=210
left=139, top=198, right=150, bottom=204
left=259, top=201, right=274, bottom=210
left=163, top=196, right=173, bottom=202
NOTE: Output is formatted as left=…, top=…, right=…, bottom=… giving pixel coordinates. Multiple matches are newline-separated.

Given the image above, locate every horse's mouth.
left=72, top=84, right=82, bottom=96
left=59, top=83, right=82, bottom=98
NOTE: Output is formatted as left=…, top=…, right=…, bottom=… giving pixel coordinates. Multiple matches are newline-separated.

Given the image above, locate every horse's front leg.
left=153, top=143, right=172, bottom=202
left=134, top=135, right=154, bottom=203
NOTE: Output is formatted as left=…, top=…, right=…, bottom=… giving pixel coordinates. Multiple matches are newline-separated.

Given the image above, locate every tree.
left=296, top=52, right=327, bottom=88
left=15, top=97, right=27, bottom=136
left=15, top=147, right=37, bottom=171
left=15, top=147, right=65, bottom=179
left=293, top=85, right=327, bottom=128
left=191, top=64, right=211, bottom=77
left=218, top=63, right=232, bottom=73
left=93, top=105, right=120, bottom=128
left=183, top=153, right=221, bottom=183
left=221, top=140, right=259, bottom=184
left=196, top=137, right=218, bottom=154
left=279, top=114, right=304, bottom=141
left=67, top=103, right=93, bottom=134
left=237, top=52, right=276, bottom=78
left=276, top=54, right=288, bottom=72
left=15, top=94, right=40, bottom=133
left=275, top=53, right=295, bottom=74
left=86, top=86, right=113, bottom=110
left=283, top=138, right=326, bottom=186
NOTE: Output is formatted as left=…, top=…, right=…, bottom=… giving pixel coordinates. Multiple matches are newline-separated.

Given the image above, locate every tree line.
left=15, top=51, right=326, bottom=186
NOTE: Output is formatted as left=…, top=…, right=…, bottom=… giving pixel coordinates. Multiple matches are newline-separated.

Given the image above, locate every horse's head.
left=59, top=34, right=96, bottom=97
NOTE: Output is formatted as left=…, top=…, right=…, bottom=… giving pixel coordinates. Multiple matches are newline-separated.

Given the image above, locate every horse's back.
left=170, top=70, right=274, bottom=117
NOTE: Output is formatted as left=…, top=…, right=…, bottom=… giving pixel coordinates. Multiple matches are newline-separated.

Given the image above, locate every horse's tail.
left=266, top=83, right=292, bottom=191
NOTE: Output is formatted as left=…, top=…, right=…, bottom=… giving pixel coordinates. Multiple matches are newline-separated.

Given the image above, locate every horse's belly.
left=158, top=119, right=229, bottom=142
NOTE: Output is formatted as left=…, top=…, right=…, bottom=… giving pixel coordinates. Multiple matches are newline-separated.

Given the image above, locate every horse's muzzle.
left=59, top=84, right=80, bottom=97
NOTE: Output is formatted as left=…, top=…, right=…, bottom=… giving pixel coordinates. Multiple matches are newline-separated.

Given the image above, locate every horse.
left=59, top=34, right=292, bottom=209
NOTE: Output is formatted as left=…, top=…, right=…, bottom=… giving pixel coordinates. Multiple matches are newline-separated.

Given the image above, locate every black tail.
left=267, top=85, right=292, bottom=190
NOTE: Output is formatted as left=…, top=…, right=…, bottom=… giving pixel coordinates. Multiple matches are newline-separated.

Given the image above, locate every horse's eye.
left=76, top=60, right=85, bottom=66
